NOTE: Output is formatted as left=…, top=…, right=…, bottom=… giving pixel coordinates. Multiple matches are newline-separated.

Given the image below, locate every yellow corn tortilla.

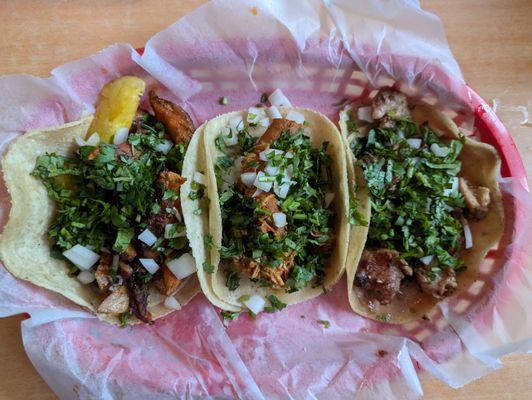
left=0, top=117, right=199, bottom=324
left=195, top=108, right=350, bottom=311
left=341, top=103, right=505, bottom=324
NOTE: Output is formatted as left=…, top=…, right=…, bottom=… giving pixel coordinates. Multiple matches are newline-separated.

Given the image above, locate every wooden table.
left=0, top=1, right=530, bottom=399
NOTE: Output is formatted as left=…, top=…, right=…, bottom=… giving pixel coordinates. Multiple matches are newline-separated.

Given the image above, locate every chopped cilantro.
left=317, top=319, right=331, bottom=328
left=221, top=310, right=240, bottom=320
left=119, top=312, right=133, bottom=327
left=264, top=295, right=287, bottom=313
left=225, top=269, right=240, bottom=291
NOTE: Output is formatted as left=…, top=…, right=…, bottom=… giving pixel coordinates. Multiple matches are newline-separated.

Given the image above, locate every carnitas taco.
left=0, top=76, right=200, bottom=324
left=340, top=88, right=504, bottom=323
left=187, top=101, right=350, bottom=314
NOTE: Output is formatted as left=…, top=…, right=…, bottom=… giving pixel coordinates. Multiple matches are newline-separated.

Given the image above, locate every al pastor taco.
left=0, top=77, right=200, bottom=324
left=340, top=89, right=504, bottom=323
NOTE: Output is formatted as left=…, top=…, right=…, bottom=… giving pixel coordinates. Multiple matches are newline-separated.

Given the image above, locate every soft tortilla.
left=341, top=104, right=505, bottom=323
left=0, top=117, right=199, bottom=324
left=196, top=108, right=350, bottom=310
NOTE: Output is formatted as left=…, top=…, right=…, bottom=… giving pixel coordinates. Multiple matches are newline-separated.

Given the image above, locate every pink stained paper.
left=1, top=1, right=532, bottom=399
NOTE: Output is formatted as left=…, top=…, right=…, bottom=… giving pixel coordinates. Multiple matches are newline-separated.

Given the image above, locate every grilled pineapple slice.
left=86, top=76, right=145, bottom=143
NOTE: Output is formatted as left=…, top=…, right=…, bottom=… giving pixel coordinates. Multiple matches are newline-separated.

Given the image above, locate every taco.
left=340, top=89, right=504, bottom=323
left=0, top=76, right=201, bottom=325
left=187, top=105, right=350, bottom=314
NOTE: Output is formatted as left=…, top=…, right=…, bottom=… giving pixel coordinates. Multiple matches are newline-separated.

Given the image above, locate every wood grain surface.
left=0, top=1, right=531, bottom=399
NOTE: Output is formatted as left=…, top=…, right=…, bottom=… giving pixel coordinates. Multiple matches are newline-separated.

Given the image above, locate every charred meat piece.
left=118, top=261, right=134, bottom=279
left=458, top=177, right=491, bottom=220
left=147, top=209, right=175, bottom=237
left=257, top=118, right=302, bottom=146
left=94, top=253, right=113, bottom=292
left=255, top=193, right=285, bottom=237
left=120, top=243, right=137, bottom=263
left=355, top=249, right=410, bottom=305
left=371, top=89, right=411, bottom=125
left=87, top=147, right=100, bottom=161
left=154, top=265, right=181, bottom=296
left=415, top=267, right=457, bottom=299
left=159, top=171, right=186, bottom=192
left=97, top=285, right=130, bottom=314
left=138, top=242, right=160, bottom=260
left=127, top=270, right=151, bottom=323
left=241, top=152, right=262, bottom=174
left=149, top=90, right=194, bottom=144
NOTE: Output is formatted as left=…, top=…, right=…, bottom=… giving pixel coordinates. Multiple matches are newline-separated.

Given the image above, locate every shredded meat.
left=371, top=89, right=411, bottom=126
left=154, top=265, right=181, bottom=296
left=257, top=118, right=302, bottom=146
left=355, top=249, right=411, bottom=305
left=415, top=267, right=457, bottom=299
left=235, top=252, right=295, bottom=289
left=241, top=152, right=262, bottom=174
left=87, top=147, right=100, bottom=160
left=94, top=253, right=113, bottom=292
left=97, top=285, right=130, bottom=314
left=159, top=171, right=186, bottom=192
left=138, top=242, right=160, bottom=260
left=458, top=177, right=491, bottom=220
left=255, top=193, right=285, bottom=237
left=149, top=90, right=194, bottom=144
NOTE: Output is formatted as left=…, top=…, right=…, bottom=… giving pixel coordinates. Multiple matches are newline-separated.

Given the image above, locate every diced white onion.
left=85, top=132, right=100, bottom=146
left=221, top=126, right=238, bottom=146
left=443, top=188, right=453, bottom=197
left=247, top=107, right=266, bottom=124
left=112, top=255, right=119, bottom=268
left=167, top=253, right=197, bottom=279
left=357, top=106, right=374, bottom=123
left=264, top=164, right=280, bottom=176
left=397, top=130, right=405, bottom=140
left=325, top=192, right=335, bottom=208
left=116, top=182, right=124, bottom=192
left=113, top=127, right=129, bottom=145
left=420, top=255, right=434, bottom=265
left=411, top=157, right=420, bottom=165
left=164, top=296, right=181, bottom=310
left=406, top=138, right=422, bottom=149
left=77, top=270, right=96, bottom=284
left=139, top=258, right=160, bottom=274
left=155, top=139, right=173, bottom=154
left=240, top=172, right=257, bottom=187
left=253, top=171, right=273, bottom=192
left=268, top=89, right=292, bottom=107
left=258, top=117, right=270, bottom=128
left=194, top=172, right=208, bottom=185
left=267, top=106, right=282, bottom=119
left=164, top=223, right=186, bottom=239
left=75, top=136, right=87, bottom=146
left=259, top=148, right=284, bottom=161
left=285, top=151, right=294, bottom=159
left=243, top=294, right=266, bottom=314
left=285, top=110, right=305, bottom=124
left=462, top=219, right=473, bottom=249
left=252, top=189, right=263, bottom=198
left=430, top=143, right=450, bottom=157
left=229, top=116, right=244, bottom=133
left=450, top=177, right=459, bottom=192
left=273, top=212, right=287, bottom=228
left=273, top=179, right=292, bottom=199
left=138, top=228, right=157, bottom=246
left=63, top=244, right=100, bottom=270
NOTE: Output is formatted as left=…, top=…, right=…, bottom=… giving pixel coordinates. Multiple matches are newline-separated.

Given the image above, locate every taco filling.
left=30, top=81, right=196, bottom=324
left=346, top=89, right=492, bottom=310
left=213, top=112, right=337, bottom=293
